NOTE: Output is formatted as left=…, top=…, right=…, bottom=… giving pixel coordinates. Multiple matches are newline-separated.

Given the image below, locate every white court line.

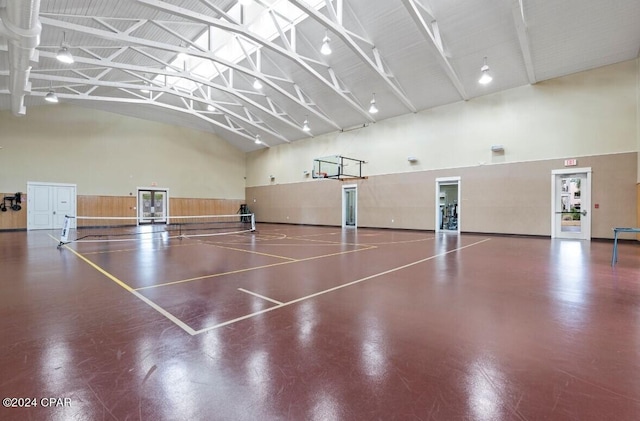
left=131, top=290, right=197, bottom=335
left=193, top=238, right=491, bottom=335
left=238, top=288, right=283, bottom=305
left=49, top=234, right=197, bottom=336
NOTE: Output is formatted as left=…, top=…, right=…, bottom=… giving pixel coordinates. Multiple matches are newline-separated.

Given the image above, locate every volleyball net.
left=58, top=213, right=255, bottom=245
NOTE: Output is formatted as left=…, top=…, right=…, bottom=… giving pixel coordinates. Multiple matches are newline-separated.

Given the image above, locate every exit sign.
left=564, top=159, right=577, bottom=166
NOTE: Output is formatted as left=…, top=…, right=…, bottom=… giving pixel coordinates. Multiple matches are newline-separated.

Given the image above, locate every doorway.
left=27, top=182, right=77, bottom=230
left=551, top=168, right=591, bottom=239
left=435, top=177, right=460, bottom=233
left=137, top=189, right=169, bottom=224
left=342, top=185, right=357, bottom=228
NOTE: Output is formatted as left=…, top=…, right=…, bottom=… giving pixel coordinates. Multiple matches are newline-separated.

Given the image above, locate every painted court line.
left=198, top=241, right=297, bottom=261
left=237, top=288, right=283, bottom=305
left=192, top=238, right=492, bottom=335
left=134, top=244, right=378, bottom=291
left=49, top=235, right=197, bottom=336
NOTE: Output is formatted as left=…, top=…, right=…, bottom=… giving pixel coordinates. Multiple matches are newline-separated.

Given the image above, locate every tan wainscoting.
left=0, top=192, right=27, bottom=230
left=78, top=196, right=246, bottom=218
left=78, top=195, right=137, bottom=218
left=247, top=152, right=638, bottom=239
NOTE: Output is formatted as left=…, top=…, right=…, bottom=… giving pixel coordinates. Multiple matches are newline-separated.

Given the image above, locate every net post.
left=251, top=213, right=256, bottom=231
left=58, top=215, right=73, bottom=247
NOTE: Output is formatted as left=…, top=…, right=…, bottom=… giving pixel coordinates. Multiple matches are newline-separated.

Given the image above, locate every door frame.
left=27, top=181, right=77, bottom=230
left=136, top=187, right=170, bottom=224
left=551, top=167, right=592, bottom=240
left=342, top=184, right=357, bottom=228
left=435, top=177, right=461, bottom=233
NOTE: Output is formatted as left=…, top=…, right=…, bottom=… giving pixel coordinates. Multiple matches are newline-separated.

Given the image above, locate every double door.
left=138, top=189, right=168, bottom=223
left=27, top=182, right=76, bottom=230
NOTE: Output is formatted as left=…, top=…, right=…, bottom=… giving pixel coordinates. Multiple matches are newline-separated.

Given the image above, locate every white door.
left=27, top=182, right=77, bottom=230
left=435, top=177, right=461, bottom=233
left=551, top=168, right=591, bottom=240
left=342, top=185, right=357, bottom=228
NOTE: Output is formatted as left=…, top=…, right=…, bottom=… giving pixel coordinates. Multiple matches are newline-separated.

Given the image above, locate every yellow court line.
left=50, top=235, right=197, bottom=335
left=61, top=244, right=134, bottom=292
left=134, top=244, right=378, bottom=291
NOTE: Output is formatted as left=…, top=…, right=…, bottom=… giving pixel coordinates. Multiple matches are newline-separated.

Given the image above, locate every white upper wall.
left=247, top=59, right=639, bottom=186
left=0, top=104, right=246, bottom=198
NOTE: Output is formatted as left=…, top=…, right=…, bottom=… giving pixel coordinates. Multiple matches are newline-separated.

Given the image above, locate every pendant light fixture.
left=56, top=32, right=74, bottom=64
left=254, top=134, right=261, bottom=144
left=368, top=93, right=378, bottom=114
left=320, top=31, right=332, bottom=56
left=44, top=82, right=58, bottom=103
left=302, top=116, right=310, bottom=132
left=478, top=57, right=493, bottom=85
left=253, top=78, right=263, bottom=90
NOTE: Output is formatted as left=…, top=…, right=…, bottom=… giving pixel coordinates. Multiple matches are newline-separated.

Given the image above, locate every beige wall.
left=246, top=59, right=640, bottom=238
left=247, top=152, right=636, bottom=238
left=247, top=59, right=638, bottom=187
left=0, top=104, right=246, bottom=199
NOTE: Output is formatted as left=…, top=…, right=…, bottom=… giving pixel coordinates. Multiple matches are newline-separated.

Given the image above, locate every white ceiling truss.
left=1, top=0, right=639, bottom=152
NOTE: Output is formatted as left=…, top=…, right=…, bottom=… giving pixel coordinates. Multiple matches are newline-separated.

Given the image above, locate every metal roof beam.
left=401, top=0, right=468, bottom=100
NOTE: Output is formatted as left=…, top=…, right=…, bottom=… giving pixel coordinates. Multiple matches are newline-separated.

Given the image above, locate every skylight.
left=153, top=0, right=326, bottom=95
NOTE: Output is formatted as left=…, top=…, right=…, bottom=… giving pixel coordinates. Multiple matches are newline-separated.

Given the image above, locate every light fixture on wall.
left=407, top=156, right=418, bottom=162
left=252, top=78, right=263, bottom=90
left=479, top=57, right=493, bottom=85
left=368, top=93, right=378, bottom=114
left=490, top=145, right=504, bottom=153
left=56, top=32, right=74, bottom=64
left=269, top=175, right=275, bottom=181
left=254, top=134, right=262, bottom=144
left=44, top=82, right=58, bottom=103
left=320, top=31, right=332, bottom=55
left=302, top=116, right=310, bottom=132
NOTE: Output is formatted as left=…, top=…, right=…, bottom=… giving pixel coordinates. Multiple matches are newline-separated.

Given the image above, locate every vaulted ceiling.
left=1, top=0, right=639, bottom=152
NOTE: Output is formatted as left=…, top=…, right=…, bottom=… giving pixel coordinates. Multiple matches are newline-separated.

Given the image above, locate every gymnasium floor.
left=1, top=224, right=639, bottom=420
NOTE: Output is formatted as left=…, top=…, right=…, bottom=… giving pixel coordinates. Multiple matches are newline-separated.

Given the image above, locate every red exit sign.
left=564, top=159, right=577, bottom=166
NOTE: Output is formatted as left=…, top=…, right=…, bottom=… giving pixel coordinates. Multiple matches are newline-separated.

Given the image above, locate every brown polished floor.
left=1, top=225, right=639, bottom=420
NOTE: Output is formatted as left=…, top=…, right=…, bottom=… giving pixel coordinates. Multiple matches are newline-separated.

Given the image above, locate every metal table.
left=611, top=227, right=640, bottom=266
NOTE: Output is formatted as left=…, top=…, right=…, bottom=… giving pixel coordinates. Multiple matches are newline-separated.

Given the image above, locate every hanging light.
left=56, top=32, right=74, bottom=64
left=239, top=0, right=251, bottom=5
left=320, top=31, right=332, bottom=56
left=207, top=104, right=216, bottom=111
left=140, top=83, right=150, bottom=94
left=44, top=81, right=59, bottom=103
left=44, top=90, right=59, bottom=103
left=254, top=134, right=261, bottom=144
left=302, top=116, right=310, bottom=132
left=252, top=78, right=263, bottom=90
left=479, top=57, right=493, bottom=85
left=368, top=93, right=378, bottom=114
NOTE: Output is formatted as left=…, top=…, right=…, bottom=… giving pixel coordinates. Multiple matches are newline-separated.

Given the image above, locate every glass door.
left=435, top=177, right=461, bottom=233
left=342, top=185, right=357, bottom=228
left=552, top=170, right=591, bottom=239
left=138, top=189, right=167, bottom=224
